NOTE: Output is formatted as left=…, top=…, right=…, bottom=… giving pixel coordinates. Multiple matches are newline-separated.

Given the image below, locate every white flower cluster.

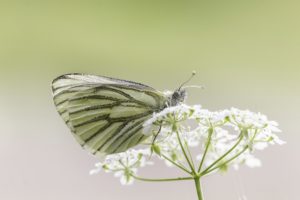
left=90, top=104, right=285, bottom=184
left=90, top=149, right=152, bottom=185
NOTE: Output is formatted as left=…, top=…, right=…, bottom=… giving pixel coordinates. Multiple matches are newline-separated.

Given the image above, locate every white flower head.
left=90, top=103, right=284, bottom=185
left=90, top=148, right=152, bottom=185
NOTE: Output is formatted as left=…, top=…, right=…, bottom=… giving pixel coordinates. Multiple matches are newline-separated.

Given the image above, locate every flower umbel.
left=90, top=104, right=284, bottom=199
left=90, top=149, right=152, bottom=185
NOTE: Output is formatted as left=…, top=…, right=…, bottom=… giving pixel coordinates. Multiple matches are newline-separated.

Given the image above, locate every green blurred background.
left=0, top=1, right=299, bottom=199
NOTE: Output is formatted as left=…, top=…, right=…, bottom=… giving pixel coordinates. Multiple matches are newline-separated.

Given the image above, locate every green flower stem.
left=175, top=129, right=196, bottom=173
left=202, top=145, right=249, bottom=175
left=161, top=154, right=192, bottom=175
left=200, top=130, right=245, bottom=175
left=185, top=141, right=196, bottom=170
left=198, top=127, right=213, bottom=173
left=194, top=177, right=204, bottom=200
left=132, top=174, right=194, bottom=182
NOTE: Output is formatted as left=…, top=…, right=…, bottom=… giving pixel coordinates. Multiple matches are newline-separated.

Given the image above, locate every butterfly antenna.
left=182, top=85, right=205, bottom=90
left=178, top=71, right=196, bottom=90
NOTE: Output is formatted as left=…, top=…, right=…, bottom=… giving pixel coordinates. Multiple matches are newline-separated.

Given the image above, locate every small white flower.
left=269, top=134, right=286, bottom=145
left=244, top=155, right=262, bottom=168
left=115, top=168, right=137, bottom=185
left=253, top=142, right=268, bottom=150
left=90, top=148, right=152, bottom=185
left=89, top=168, right=101, bottom=175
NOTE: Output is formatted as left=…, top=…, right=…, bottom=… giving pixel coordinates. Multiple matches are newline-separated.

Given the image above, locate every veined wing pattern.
left=52, top=73, right=167, bottom=157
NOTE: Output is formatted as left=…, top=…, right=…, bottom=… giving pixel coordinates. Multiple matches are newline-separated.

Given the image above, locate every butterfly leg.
left=148, top=124, right=163, bottom=158
left=151, top=124, right=162, bottom=145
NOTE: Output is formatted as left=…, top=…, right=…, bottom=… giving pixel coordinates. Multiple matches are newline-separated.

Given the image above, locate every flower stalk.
left=200, top=131, right=245, bottom=176
left=132, top=174, right=194, bottom=182
left=175, top=129, right=196, bottom=174
left=194, top=177, right=204, bottom=200
left=198, top=127, right=213, bottom=173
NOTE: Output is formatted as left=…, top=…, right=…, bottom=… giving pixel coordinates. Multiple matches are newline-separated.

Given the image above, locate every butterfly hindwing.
left=52, top=73, right=167, bottom=156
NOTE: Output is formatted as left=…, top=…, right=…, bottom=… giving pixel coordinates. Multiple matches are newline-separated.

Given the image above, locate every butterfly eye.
left=172, top=91, right=180, bottom=99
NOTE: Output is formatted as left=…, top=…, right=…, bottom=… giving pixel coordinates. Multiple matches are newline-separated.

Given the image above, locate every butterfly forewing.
left=52, top=73, right=167, bottom=157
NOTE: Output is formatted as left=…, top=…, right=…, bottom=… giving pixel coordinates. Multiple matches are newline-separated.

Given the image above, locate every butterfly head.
left=170, top=89, right=187, bottom=106
left=167, top=71, right=197, bottom=106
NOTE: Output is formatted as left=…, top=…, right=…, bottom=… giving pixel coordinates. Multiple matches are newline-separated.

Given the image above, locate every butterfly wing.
left=52, top=73, right=167, bottom=157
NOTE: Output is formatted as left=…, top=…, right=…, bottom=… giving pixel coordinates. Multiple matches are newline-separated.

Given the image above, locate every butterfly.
left=52, top=73, right=195, bottom=157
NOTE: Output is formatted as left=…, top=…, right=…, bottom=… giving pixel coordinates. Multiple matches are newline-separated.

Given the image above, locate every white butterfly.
left=52, top=73, right=191, bottom=157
